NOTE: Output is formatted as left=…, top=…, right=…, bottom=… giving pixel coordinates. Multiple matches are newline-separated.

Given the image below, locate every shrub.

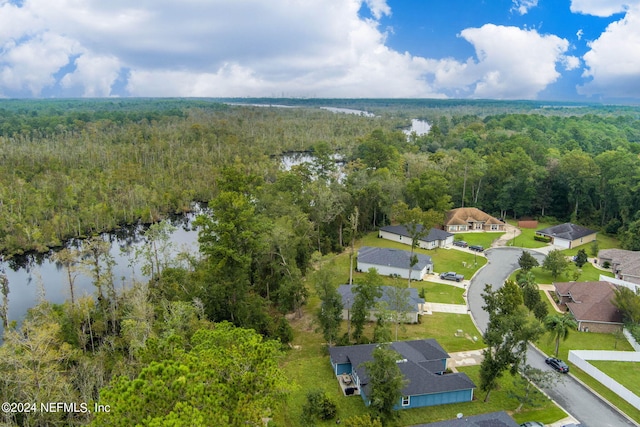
left=534, top=235, right=552, bottom=243
left=301, top=390, right=338, bottom=424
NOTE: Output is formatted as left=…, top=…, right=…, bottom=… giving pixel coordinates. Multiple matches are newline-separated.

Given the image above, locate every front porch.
left=337, top=373, right=360, bottom=396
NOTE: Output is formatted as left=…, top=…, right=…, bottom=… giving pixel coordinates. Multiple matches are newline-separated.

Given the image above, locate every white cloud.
left=424, top=25, right=574, bottom=99
left=0, top=0, right=582, bottom=99
left=60, top=53, right=121, bottom=97
left=570, top=0, right=640, bottom=17
left=511, top=0, right=539, bottom=15
left=578, top=4, right=640, bottom=97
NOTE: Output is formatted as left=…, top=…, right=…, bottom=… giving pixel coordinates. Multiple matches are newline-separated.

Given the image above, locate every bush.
left=301, top=390, right=338, bottom=424
left=603, top=261, right=611, bottom=269
left=534, top=235, right=552, bottom=243
left=627, top=323, right=640, bottom=344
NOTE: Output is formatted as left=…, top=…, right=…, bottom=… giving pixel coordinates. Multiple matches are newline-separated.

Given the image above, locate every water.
left=0, top=210, right=201, bottom=336
left=319, top=106, right=375, bottom=117
left=404, top=119, right=431, bottom=137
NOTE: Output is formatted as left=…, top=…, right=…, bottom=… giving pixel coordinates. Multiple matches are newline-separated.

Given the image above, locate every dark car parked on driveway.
left=469, top=245, right=484, bottom=252
left=546, top=357, right=569, bottom=373
left=440, top=272, right=464, bottom=282
left=453, top=240, right=468, bottom=248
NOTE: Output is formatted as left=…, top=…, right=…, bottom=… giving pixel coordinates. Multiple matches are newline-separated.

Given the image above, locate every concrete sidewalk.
left=448, top=349, right=484, bottom=368
left=423, top=302, right=468, bottom=315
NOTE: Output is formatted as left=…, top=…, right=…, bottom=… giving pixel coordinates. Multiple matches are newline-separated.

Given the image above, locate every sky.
left=0, top=0, right=638, bottom=101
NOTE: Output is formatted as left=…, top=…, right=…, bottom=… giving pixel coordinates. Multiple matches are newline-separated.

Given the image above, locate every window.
left=402, top=396, right=410, bottom=407
left=491, top=224, right=498, bottom=230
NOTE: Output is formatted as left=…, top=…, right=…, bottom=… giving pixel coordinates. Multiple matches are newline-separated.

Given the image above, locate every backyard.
left=589, top=360, right=640, bottom=397
left=418, top=281, right=465, bottom=304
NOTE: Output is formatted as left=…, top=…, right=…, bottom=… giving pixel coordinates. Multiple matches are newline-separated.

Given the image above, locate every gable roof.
left=415, top=411, right=519, bottom=427
left=444, top=207, right=503, bottom=226
left=329, top=339, right=476, bottom=398
left=358, top=246, right=432, bottom=271
left=554, top=281, right=623, bottom=324
left=537, top=223, right=596, bottom=241
left=380, top=224, right=453, bottom=243
left=337, top=285, right=424, bottom=313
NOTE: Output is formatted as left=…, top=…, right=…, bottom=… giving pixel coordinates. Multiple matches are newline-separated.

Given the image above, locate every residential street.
left=468, top=247, right=637, bottom=427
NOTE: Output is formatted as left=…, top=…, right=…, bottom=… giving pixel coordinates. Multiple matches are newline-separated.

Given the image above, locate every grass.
left=396, top=365, right=567, bottom=426
left=590, top=360, right=640, bottom=396
left=417, top=281, right=465, bottom=304
left=538, top=290, right=561, bottom=314
left=453, top=232, right=505, bottom=249
left=507, top=222, right=554, bottom=248
left=560, top=234, right=620, bottom=257
left=509, top=262, right=614, bottom=285
left=357, top=231, right=488, bottom=279
left=534, top=329, right=640, bottom=425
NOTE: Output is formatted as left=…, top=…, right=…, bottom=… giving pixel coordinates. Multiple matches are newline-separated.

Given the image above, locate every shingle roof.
left=337, top=285, right=425, bottom=313
left=358, top=246, right=432, bottom=271
left=554, top=281, right=623, bottom=324
left=444, top=207, right=503, bottom=226
left=599, top=249, right=640, bottom=277
left=380, top=224, right=453, bottom=243
left=414, top=411, right=519, bottom=427
left=537, top=223, right=596, bottom=241
left=328, top=339, right=476, bottom=398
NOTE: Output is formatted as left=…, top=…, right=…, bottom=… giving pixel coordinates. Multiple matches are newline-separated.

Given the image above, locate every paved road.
left=468, top=247, right=637, bottom=427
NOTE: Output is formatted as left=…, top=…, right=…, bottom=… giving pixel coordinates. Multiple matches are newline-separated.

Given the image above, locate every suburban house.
left=535, top=223, right=597, bottom=249
left=598, top=248, right=640, bottom=285
left=329, top=339, right=476, bottom=410
left=337, top=284, right=425, bottom=323
left=554, top=281, right=624, bottom=333
left=379, top=224, right=454, bottom=250
left=443, top=207, right=505, bottom=232
left=414, top=411, right=519, bottom=427
left=357, top=246, right=433, bottom=281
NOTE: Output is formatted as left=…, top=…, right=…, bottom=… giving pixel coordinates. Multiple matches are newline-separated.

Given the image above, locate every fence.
left=623, top=328, right=640, bottom=352
left=569, top=350, right=640, bottom=410
left=600, top=275, right=640, bottom=293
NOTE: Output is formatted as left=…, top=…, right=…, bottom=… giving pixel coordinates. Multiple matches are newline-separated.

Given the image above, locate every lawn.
left=508, top=262, right=614, bottom=285
left=590, top=360, right=640, bottom=396
left=417, top=281, right=465, bottom=304
left=560, top=233, right=620, bottom=257
left=507, top=222, right=553, bottom=249
left=453, top=232, right=505, bottom=249
left=396, top=365, right=567, bottom=426
left=534, top=330, right=640, bottom=425
left=357, top=231, right=488, bottom=279
left=275, top=308, right=566, bottom=427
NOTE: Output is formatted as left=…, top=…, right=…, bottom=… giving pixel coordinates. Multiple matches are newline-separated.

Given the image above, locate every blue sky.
left=0, top=0, right=638, bottom=101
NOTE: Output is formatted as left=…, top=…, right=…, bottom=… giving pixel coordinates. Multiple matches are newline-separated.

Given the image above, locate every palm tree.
left=544, top=312, right=578, bottom=357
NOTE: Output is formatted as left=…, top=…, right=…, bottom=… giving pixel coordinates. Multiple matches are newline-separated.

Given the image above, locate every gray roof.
left=337, top=285, right=424, bottom=313
left=380, top=225, right=454, bottom=243
left=536, top=223, right=596, bottom=241
left=358, top=246, right=432, bottom=271
left=413, top=411, right=519, bottom=427
left=329, top=339, right=476, bottom=398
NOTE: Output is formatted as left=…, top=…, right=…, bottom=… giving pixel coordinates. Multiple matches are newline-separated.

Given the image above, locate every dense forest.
left=1, top=98, right=640, bottom=425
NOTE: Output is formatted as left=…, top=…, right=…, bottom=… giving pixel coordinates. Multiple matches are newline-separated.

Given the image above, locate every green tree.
left=480, top=281, right=544, bottom=402
left=518, top=251, right=539, bottom=272
left=52, top=247, right=81, bottom=305
left=0, top=267, right=9, bottom=329
left=542, top=250, right=569, bottom=280
left=344, top=414, right=383, bottom=427
left=301, top=390, right=338, bottom=425
left=92, top=323, right=290, bottom=427
left=612, top=286, right=640, bottom=324
left=574, top=249, right=588, bottom=268
left=352, top=269, right=383, bottom=342
left=516, top=271, right=548, bottom=321
left=508, top=364, right=562, bottom=413
left=393, top=203, right=442, bottom=287
left=544, top=312, right=578, bottom=357
left=314, top=268, right=343, bottom=346
left=386, top=285, right=412, bottom=341
left=621, top=219, right=640, bottom=251
left=363, top=344, right=408, bottom=422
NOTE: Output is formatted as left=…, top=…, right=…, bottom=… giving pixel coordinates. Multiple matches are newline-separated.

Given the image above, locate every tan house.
left=554, top=281, right=624, bottom=333
left=598, top=248, right=640, bottom=285
left=444, top=207, right=505, bottom=232
left=535, top=223, right=596, bottom=249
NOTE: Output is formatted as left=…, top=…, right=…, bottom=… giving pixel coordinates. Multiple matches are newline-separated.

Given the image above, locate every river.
left=0, top=210, right=201, bottom=336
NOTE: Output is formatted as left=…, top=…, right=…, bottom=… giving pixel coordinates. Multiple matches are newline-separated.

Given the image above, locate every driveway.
left=468, top=247, right=637, bottom=427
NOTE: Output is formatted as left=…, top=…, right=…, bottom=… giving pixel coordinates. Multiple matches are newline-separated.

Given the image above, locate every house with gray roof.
left=337, top=284, right=425, bottom=323
left=357, top=246, right=433, bottom=281
left=536, top=223, right=597, bottom=249
left=598, top=248, right=640, bottom=285
left=329, top=339, right=476, bottom=410
left=379, top=224, right=454, bottom=249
